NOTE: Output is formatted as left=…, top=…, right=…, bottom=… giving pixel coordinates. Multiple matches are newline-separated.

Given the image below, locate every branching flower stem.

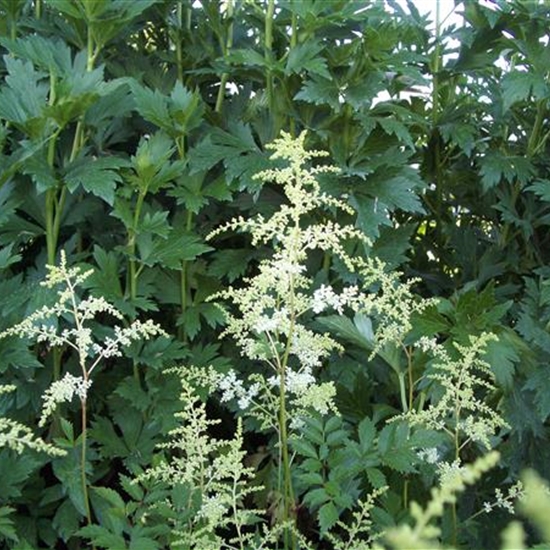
left=279, top=264, right=298, bottom=549
left=0, top=252, right=166, bottom=533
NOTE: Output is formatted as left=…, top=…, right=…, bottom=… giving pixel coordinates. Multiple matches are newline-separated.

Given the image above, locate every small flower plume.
left=0, top=385, right=65, bottom=456
left=208, top=131, right=434, bottom=428
left=39, top=373, right=93, bottom=427
left=136, top=366, right=264, bottom=549
left=208, top=131, right=370, bottom=427
left=0, top=251, right=167, bottom=426
left=383, top=451, right=500, bottom=550
left=402, top=332, right=509, bottom=452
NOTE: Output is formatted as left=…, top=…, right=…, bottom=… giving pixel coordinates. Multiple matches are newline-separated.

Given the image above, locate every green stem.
left=398, top=372, right=408, bottom=413
left=527, top=100, right=546, bottom=157
left=10, top=16, right=16, bottom=40
left=176, top=2, right=184, bottom=84
left=80, top=397, right=92, bottom=525
left=278, top=362, right=296, bottom=550
left=35, top=0, right=42, bottom=19
left=127, top=189, right=147, bottom=380
left=432, top=0, right=441, bottom=126
left=129, top=190, right=147, bottom=304
left=87, top=25, right=95, bottom=72
left=45, top=190, right=57, bottom=265
left=432, top=0, right=443, bottom=212
left=265, top=0, right=275, bottom=122
left=322, top=250, right=331, bottom=276
left=278, top=244, right=299, bottom=549
left=45, top=124, right=62, bottom=265
left=290, top=3, right=297, bottom=49
left=179, top=209, right=194, bottom=341
left=405, top=346, right=414, bottom=411
left=215, top=0, right=234, bottom=113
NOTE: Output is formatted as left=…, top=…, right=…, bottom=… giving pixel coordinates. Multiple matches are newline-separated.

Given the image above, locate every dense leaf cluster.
left=1, top=0, right=550, bottom=548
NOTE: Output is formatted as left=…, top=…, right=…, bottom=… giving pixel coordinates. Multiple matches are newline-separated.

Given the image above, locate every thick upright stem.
left=277, top=228, right=300, bottom=549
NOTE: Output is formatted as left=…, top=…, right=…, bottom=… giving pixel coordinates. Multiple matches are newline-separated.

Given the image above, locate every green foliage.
left=1, top=0, right=550, bottom=548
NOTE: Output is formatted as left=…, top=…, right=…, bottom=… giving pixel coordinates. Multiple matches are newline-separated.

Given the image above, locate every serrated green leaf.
left=90, top=487, right=126, bottom=536
left=357, top=417, right=376, bottom=453
left=130, top=81, right=172, bottom=130
left=147, top=231, right=213, bottom=269
left=0, top=244, right=21, bottom=269
left=376, top=117, right=414, bottom=149
left=501, top=71, right=548, bottom=111
left=303, top=487, right=330, bottom=509
left=527, top=179, right=550, bottom=202
left=479, top=151, right=535, bottom=192
left=366, top=467, right=386, bottom=489
left=0, top=450, right=42, bottom=500
left=53, top=446, right=89, bottom=516
left=326, top=429, right=348, bottom=447
left=127, top=336, right=187, bottom=370
left=115, top=377, right=151, bottom=413
left=302, top=417, right=325, bottom=446
left=129, top=536, right=160, bottom=550
left=138, top=210, right=170, bottom=237
left=188, top=123, right=267, bottom=191
left=381, top=448, right=418, bottom=473
left=484, top=329, right=519, bottom=389
left=226, top=48, right=270, bottom=68
left=131, top=78, right=204, bottom=137
left=524, top=367, right=550, bottom=422
left=0, top=35, right=71, bottom=75
left=209, top=248, right=256, bottom=282
left=78, top=525, right=127, bottom=549
left=318, top=501, right=339, bottom=534
left=371, top=224, right=415, bottom=268
left=409, top=305, right=450, bottom=340
left=299, top=472, right=324, bottom=486
left=120, top=474, right=144, bottom=501
left=316, top=314, right=373, bottom=351
left=81, top=247, right=126, bottom=315
left=377, top=423, right=395, bottom=456
left=285, top=41, right=330, bottom=79
left=52, top=500, right=81, bottom=543
left=91, top=417, right=130, bottom=460
left=294, top=75, right=340, bottom=110
left=0, top=506, right=17, bottom=543
left=169, top=81, right=204, bottom=134
left=325, top=415, right=343, bottom=433
left=0, top=57, right=47, bottom=135
left=64, top=156, right=127, bottom=205
left=128, top=133, right=184, bottom=194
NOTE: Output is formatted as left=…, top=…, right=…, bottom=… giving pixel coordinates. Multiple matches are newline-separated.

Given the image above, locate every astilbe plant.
left=133, top=132, right=511, bottom=549
left=0, top=251, right=166, bottom=526
left=206, top=131, right=437, bottom=547
left=380, top=454, right=550, bottom=550
left=135, top=366, right=265, bottom=550
left=381, top=451, right=502, bottom=550
left=401, top=333, right=509, bottom=459
left=0, top=384, right=66, bottom=545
